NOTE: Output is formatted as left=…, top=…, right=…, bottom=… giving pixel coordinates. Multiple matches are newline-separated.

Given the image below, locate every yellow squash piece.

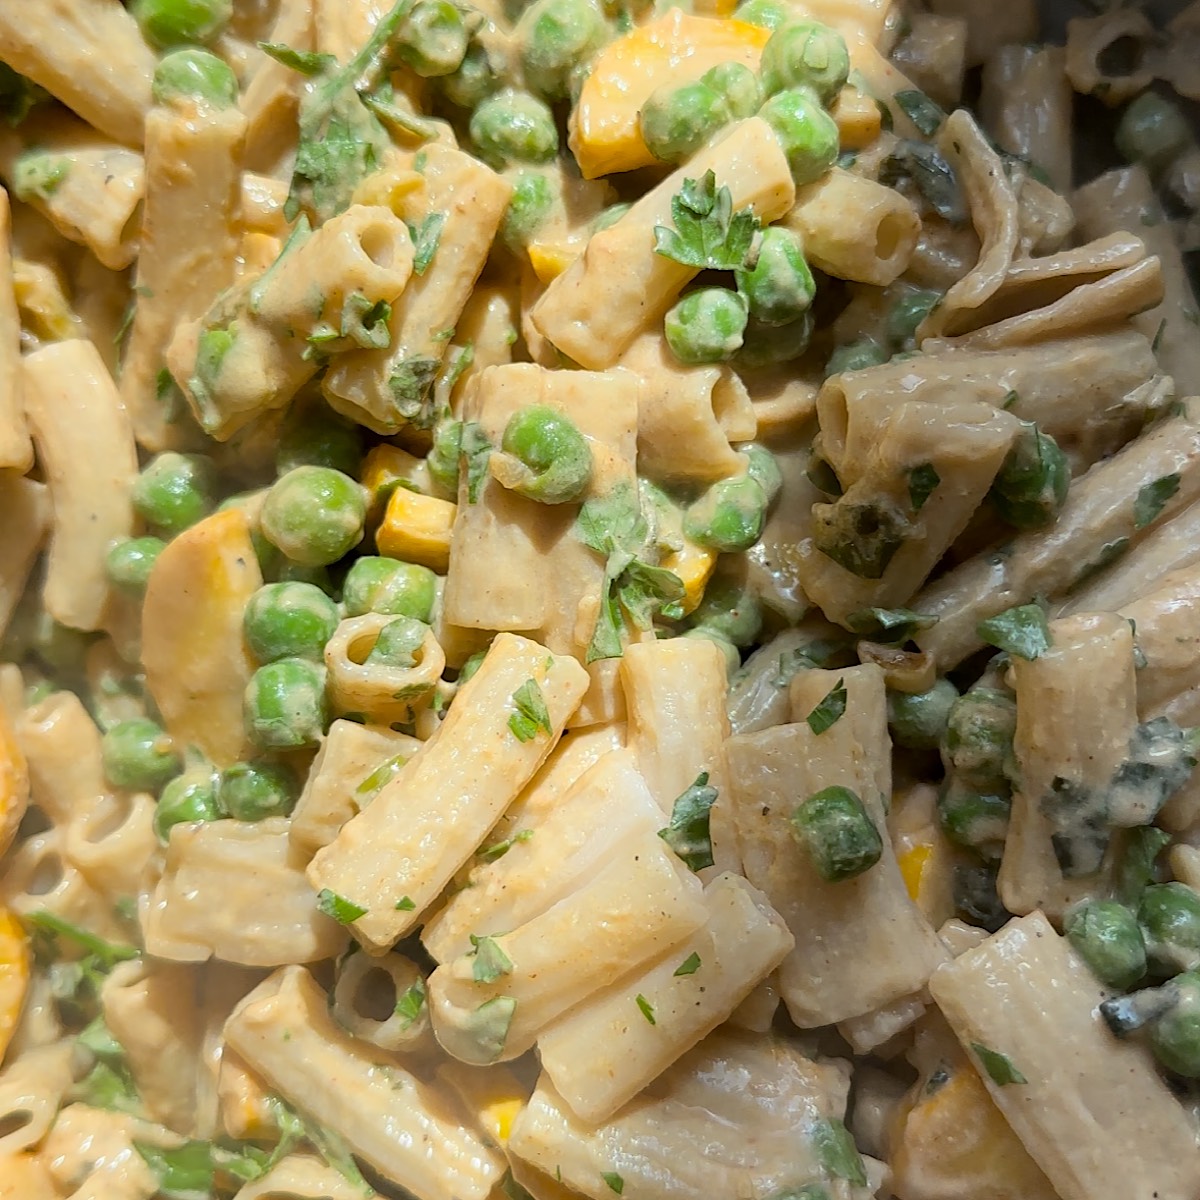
left=0, top=702, right=28, bottom=858
left=527, top=241, right=581, bottom=286
left=570, top=10, right=771, bottom=179
left=0, top=907, right=30, bottom=1063
left=361, top=443, right=430, bottom=519
left=375, top=488, right=456, bottom=573
left=141, top=507, right=263, bottom=767
left=661, top=537, right=718, bottom=616
left=891, top=1064, right=1059, bottom=1200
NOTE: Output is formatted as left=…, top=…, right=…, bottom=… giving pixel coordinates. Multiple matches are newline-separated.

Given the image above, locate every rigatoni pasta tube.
left=21, top=339, right=137, bottom=633
left=1117, top=565, right=1200, bottom=718
left=781, top=167, right=920, bottom=287
left=0, top=190, right=29, bottom=471
left=15, top=691, right=105, bottom=826
left=531, top=117, right=795, bottom=370
left=307, top=633, right=589, bottom=950
left=929, top=911, right=1200, bottom=1200
left=224, top=965, right=507, bottom=1200
left=0, top=473, right=47, bottom=640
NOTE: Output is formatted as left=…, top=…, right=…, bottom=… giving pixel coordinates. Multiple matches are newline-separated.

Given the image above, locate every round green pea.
left=342, top=557, right=437, bottom=622
left=736, top=226, right=816, bottom=326
left=689, top=573, right=763, bottom=648
left=825, top=336, right=888, bottom=377
left=942, top=688, right=1017, bottom=792
left=154, top=769, right=222, bottom=842
left=664, top=287, right=747, bottom=365
left=276, top=404, right=364, bottom=479
left=243, top=581, right=340, bottom=664
left=733, top=0, right=789, bottom=30
left=887, top=678, right=958, bottom=750
left=397, top=0, right=469, bottom=77
left=639, top=80, right=732, bottom=163
left=31, top=615, right=92, bottom=674
left=502, top=170, right=556, bottom=250
left=151, top=48, right=238, bottom=107
left=219, top=761, right=298, bottom=822
left=791, top=784, right=883, bottom=882
left=1149, top=973, right=1200, bottom=1077
left=132, top=0, right=232, bottom=48
left=132, top=452, right=216, bottom=537
left=680, top=627, right=741, bottom=676
left=759, top=86, right=840, bottom=185
left=683, top=475, right=769, bottom=553
left=741, top=444, right=783, bottom=504
left=701, top=61, right=763, bottom=120
left=1140, top=882, right=1200, bottom=975
left=260, top=466, right=366, bottom=568
left=441, top=39, right=503, bottom=109
left=936, top=779, right=1010, bottom=857
left=760, top=20, right=850, bottom=104
left=469, top=89, right=559, bottom=169
left=1116, top=92, right=1191, bottom=173
left=500, top=405, right=593, bottom=504
left=105, top=537, right=166, bottom=594
left=519, top=0, right=608, bottom=100
left=244, top=658, right=328, bottom=750
left=101, top=718, right=182, bottom=792
left=734, top=310, right=813, bottom=369
left=427, top=419, right=463, bottom=496
left=1065, top=900, right=1148, bottom=991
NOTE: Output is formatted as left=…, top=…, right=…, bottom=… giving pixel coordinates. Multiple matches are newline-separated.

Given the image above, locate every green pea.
left=397, top=0, right=469, bottom=77
left=825, top=336, right=888, bottom=377
left=244, top=658, right=328, bottom=750
left=342, top=557, right=437, bottom=622
left=701, top=61, right=763, bottom=120
left=680, top=627, right=741, bottom=676
left=760, top=20, right=850, bottom=104
left=1065, top=900, right=1148, bottom=991
left=276, top=404, right=364, bottom=479
left=741, top=444, right=783, bottom=505
left=733, top=0, right=789, bottom=29
left=683, top=475, right=769, bottom=553
left=936, top=779, right=1010, bottom=858
left=502, top=170, right=556, bottom=251
left=132, top=452, right=216, bottom=537
left=132, top=0, right=232, bottom=49
left=639, top=79, right=732, bottom=164
left=243, top=581, right=340, bottom=664
left=260, top=466, right=366, bottom=568
left=989, top=422, right=1070, bottom=531
left=151, top=48, right=238, bottom=108
left=689, top=572, right=763, bottom=648
left=1116, top=92, right=1192, bottom=173
left=31, top=615, right=93, bottom=675
left=736, top=226, right=816, bottom=327
left=759, top=86, right=840, bottom=185
left=469, top=89, right=559, bottom=169
left=734, top=311, right=813, bottom=369
left=1140, top=882, right=1200, bottom=975
left=664, top=287, right=747, bottom=365
left=428, top=419, right=463, bottom=495
left=275, top=561, right=334, bottom=594
left=500, top=405, right=593, bottom=504
left=886, top=287, right=942, bottom=349
left=1149, top=973, right=1200, bottom=1077
left=519, top=0, right=608, bottom=100
left=887, top=678, right=958, bottom=750
left=154, top=769, right=222, bottom=843
left=366, top=615, right=428, bottom=668
left=791, top=784, right=883, bottom=882
left=101, top=718, right=182, bottom=792
left=218, top=761, right=298, bottom=822
left=941, top=688, right=1017, bottom=792
left=441, top=39, right=503, bottom=109
left=105, top=537, right=166, bottom=595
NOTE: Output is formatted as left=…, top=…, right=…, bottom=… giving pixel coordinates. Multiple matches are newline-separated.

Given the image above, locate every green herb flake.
left=806, top=677, right=848, bottom=735
left=479, top=829, right=534, bottom=863
left=461, top=420, right=492, bottom=505
left=356, top=753, right=408, bottom=799
left=388, top=355, right=441, bottom=429
left=1002, top=389, right=1020, bottom=410
left=907, top=462, right=941, bottom=512
left=658, top=772, right=719, bottom=871
left=316, top=889, right=367, bottom=924
left=812, top=1118, right=868, bottom=1186
left=895, top=88, right=946, bottom=136
left=258, top=41, right=337, bottom=75
left=673, top=951, right=702, bottom=976
left=470, top=934, right=514, bottom=983
left=976, top=603, right=1051, bottom=661
left=602, top=1172, right=625, bottom=1195
left=652, top=170, right=759, bottom=271
left=408, top=212, right=446, bottom=275
left=395, top=977, right=427, bottom=1028
left=509, top=679, right=552, bottom=742
left=845, top=607, right=937, bottom=643
left=1134, top=472, right=1181, bottom=529
left=23, top=911, right=139, bottom=969
left=467, top=995, right=517, bottom=1062
left=970, top=1042, right=1028, bottom=1085
left=394, top=895, right=416, bottom=911
left=1152, top=318, right=1167, bottom=353
left=635, top=993, right=657, bottom=1025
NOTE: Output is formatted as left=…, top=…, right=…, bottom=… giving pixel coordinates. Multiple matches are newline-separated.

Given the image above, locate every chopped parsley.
left=674, top=952, right=702, bottom=977
left=1133, top=472, right=1180, bottom=529
left=461, top=420, right=492, bottom=504
left=658, top=772, right=718, bottom=871
left=470, top=934, right=514, bottom=983
left=976, top=603, right=1051, bottom=661
left=394, top=895, right=416, bottom=911
left=316, top=890, right=367, bottom=924
left=258, top=42, right=336, bottom=75
left=970, top=1042, right=1028, bottom=1085
left=805, top=677, right=847, bottom=735
left=652, top=170, right=758, bottom=271
left=895, top=88, right=946, bottom=136
left=907, top=462, right=941, bottom=512
left=467, top=995, right=517, bottom=1062
left=479, top=829, right=535, bottom=863
left=812, top=1118, right=868, bottom=1186
left=602, top=1172, right=625, bottom=1195
left=845, top=607, right=938, bottom=643
left=395, top=977, right=427, bottom=1029
left=509, top=679, right=552, bottom=742
left=407, top=212, right=446, bottom=275
left=356, top=754, right=408, bottom=800
left=635, top=994, right=656, bottom=1025
left=387, top=355, right=441, bottom=429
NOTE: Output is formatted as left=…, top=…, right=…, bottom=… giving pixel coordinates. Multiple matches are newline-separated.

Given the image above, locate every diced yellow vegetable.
left=891, top=1064, right=1059, bottom=1200
left=361, top=443, right=430, bottom=519
left=0, top=1152, right=57, bottom=1199
left=0, top=907, right=30, bottom=1063
left=219, top=1049, right=276, bottom=1140
left=894, top=828, right=959, bottom=928
left=570, top=10, right=770, bottom=179
left=351, top=165, right=424, bottom=212
left=897, top=842, right=931, bottom=901
left=0, top=703, right=28, bottom=858
left=438, top=1062, right=529, bottom=1147
left=376, top=488, right=456, bottom=572
left=527, top=241, right=580, bottom=286
left=13, top=259, right=83, bottom=344
left=830, top=83, right=883, bottom=150
left=141, top=507, right=263, bottom=767
left=661, top=537, right=718, bottom=617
